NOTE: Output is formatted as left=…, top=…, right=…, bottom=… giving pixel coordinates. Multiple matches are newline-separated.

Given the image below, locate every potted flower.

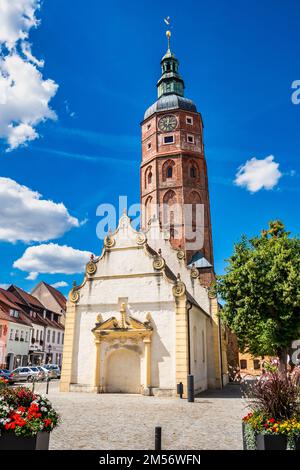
left=242, top=364, right=300, bottom=450
left=0, top=386, right=59, bottom=450
left=0, top=377, right=8, bottom=390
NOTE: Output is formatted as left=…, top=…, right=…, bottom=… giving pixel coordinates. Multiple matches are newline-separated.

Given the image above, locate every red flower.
left=5, top=422, right=16, bottom=430
left=269, top=418, right=275, bottom=424
left=44, top=418, right=52, bottom=428
left=17, top=406, right=26, bottom=413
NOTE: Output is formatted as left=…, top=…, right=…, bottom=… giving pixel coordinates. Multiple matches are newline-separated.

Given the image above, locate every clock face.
left=158, top=115, right=178, bottom=132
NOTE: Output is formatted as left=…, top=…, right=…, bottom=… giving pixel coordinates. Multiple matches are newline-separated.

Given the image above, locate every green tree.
left=217, top=221, right=300, bottom=370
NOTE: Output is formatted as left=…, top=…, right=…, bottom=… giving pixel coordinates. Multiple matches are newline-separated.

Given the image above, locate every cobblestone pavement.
left=32, top=381, right=246, bottom=450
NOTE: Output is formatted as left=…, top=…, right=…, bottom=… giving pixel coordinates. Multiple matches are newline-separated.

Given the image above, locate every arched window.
left=190, top=166, right=196, bottom=178
left=145, top=195, right=153, bottom=227
left=188, top=161, right=199, bottom=179
left=167, top=166, right=173, bottom=178
left=144, top=166, right=152, bottom=189
left=163, top=190, right=178, bottom=239
left=162, top=160, right=175, bottom=182
left=189, top=191, right=202, bottom=233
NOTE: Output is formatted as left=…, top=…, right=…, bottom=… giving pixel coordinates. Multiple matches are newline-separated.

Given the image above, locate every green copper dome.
left=144, top=38, right=197, bottom=120
left=157, top=47, right=184, bottom=99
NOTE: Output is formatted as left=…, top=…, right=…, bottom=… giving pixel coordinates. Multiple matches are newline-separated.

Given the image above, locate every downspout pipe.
left=187, top=301, right=193, bottom=375
left=218, top=312, right=224, bottom=388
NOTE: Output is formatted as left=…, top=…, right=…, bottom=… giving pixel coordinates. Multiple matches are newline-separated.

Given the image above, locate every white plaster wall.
left=6, top=323, right=31, bottom=357
left=189, top=306, right=208, bottom=393
left=73, top=299, right=176, bottom=391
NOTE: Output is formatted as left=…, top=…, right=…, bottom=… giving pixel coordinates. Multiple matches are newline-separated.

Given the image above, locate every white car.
left=28, top=367, right=44, bottom=381
left=42, top=364, right=61, bottom=379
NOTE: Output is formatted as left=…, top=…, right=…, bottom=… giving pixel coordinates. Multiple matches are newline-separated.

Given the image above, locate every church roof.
left=144, top=94, right=197, bottom=120
left=188, top=252, right=213, bottom=269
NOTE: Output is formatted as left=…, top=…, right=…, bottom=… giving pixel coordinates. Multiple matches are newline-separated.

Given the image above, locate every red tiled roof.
left=0, top=289, right=21, bottom=310
left=42, top=282, right=66, bottom=311
left=0, top=290, right=32, bottom=327
left=9, top=285, right=45, bottom=310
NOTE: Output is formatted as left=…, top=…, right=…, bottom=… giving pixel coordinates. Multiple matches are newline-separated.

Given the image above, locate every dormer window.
left=10, top=309, right=19, bottom=318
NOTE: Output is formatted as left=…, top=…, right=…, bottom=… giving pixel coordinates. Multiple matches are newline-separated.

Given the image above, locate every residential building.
left=31, top=281, right=66, bottom=325
left=0, top=288, right=32, bottom=370
left=7, top=285, right=64, bottom=366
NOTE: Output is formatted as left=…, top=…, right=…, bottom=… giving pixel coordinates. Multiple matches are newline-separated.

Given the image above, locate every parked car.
left=8, top=367, right=35, bottom=384
left=42, top=364, right=61, bottom=379
left=28, top=366, right=45, bottom=382
left=0, top=369, right=10, bottom=380
left=36, top=366, right=49, bottom=379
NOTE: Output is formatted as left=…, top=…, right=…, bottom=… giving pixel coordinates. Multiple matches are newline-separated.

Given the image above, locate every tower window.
left=167, top=166, right=173, bottom=178
left=148, top=171, right=152, bottom=185
left=147, top=123, right=151, bottom=130
left=163, top=135, right=174, bottom=144
left=147, top=142, right=152, bottom=150
left=187, top=134, right=194, bottom=144
left=190, top=166, right=196, bottom=178
left=186, top=116, right=193, bottom=125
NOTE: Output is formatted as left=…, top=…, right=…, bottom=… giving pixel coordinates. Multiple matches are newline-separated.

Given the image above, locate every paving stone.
left=33, top=382, right=244, bottom=450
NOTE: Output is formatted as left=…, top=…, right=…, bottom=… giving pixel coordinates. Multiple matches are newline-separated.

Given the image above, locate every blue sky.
left=0, top=0, right=299, bottom=294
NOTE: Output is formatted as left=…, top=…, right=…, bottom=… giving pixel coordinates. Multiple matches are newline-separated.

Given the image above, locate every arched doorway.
left=105, top=348, right=141, bottom=393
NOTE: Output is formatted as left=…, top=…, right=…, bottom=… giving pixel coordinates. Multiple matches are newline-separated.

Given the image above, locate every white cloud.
left=0, top=177, right=80, bottom=243
left=26, top=272, right=38, bottom=281
left=0, top=0, right=58, bottom=151
left=13, top=243, right=92, bottom=276
left=51, top=281, right=68, bottom=288
left=0, top=283, right=10, bottom=289
left=235, top=155, right=282, bottom=193
left=0, top=0, right=40, bottom=49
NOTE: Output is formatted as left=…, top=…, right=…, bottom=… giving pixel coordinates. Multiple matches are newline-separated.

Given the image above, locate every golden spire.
left=164, top=16, right=171, bottom=50
left=166, top=30, right=171, bottom=50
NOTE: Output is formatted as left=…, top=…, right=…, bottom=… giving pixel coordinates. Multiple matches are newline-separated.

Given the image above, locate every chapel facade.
left=60, top=33, right=228, bottom=396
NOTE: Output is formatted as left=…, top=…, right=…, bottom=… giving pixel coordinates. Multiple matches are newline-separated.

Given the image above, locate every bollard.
left=46, top=377, right=50, bottom=394
left=155, top=426, right=162, bottom=450
left=187, top=374, right=194, bottom=402
left=32, top=378, right=35, bottom=393
left=177, top=382, right=183, bottom=398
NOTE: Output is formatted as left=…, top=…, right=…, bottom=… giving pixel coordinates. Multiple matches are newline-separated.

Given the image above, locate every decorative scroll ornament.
left=153, top=255, right=165, bottom=271
left=172, top=274, right=186, bottom=297
left=86, top=260, right=97, bottom=276
left=104, top=235, right=115, bottom=248
left=177, top=250, right=185, bottom=260
left=208, top=288, right=217, bottom=299
left=69, top=288, right=80, bottom=303
left=136, top=232, right=147, bottom=245
left=190, top=264, right=199, bottom=279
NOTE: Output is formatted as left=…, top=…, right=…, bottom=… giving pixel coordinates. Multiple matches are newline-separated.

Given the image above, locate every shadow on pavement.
left=197, top=383, right=243, bottom=399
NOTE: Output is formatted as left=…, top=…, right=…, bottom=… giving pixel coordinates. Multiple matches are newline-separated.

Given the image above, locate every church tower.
left=140, top=31, right=214, bottom=285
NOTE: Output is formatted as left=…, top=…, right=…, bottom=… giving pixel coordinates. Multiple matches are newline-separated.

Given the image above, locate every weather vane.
left=164, top=16, right=172, bottom=50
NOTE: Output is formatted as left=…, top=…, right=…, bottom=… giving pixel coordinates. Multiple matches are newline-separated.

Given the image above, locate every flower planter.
left=256, top=433, right=287, bottom=450
left=242, top=422, right=248, bottom=450
left=0, top=431, right=50, bottom=450
left=294, top=436, right=300, bottom=450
